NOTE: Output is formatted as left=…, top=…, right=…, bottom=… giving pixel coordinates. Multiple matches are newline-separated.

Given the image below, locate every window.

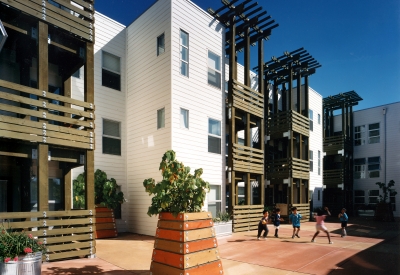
left=309, top=150, right=313, bottom=172
left=368, top=190, right=379, bottom=205
left=368, top=123, right=380, bottom=144
left=317, top=190, right=320, bottom=201
left=390, top=191, right=396, bottom=211
left=318, top=150, right=321, bottom=175
left=225, top=81, right=228, bottom=92
left=354, top=190, right=365, bottom=208
left=354, top=158, right=366, bottom=179
left=180, top=108, right=189, bottom=129
left=157, top=33, right=165, bottom=56
left=208, top=50, right=221, bottom=88
left=157, top=108, right=165, bottom=129
left=368, top=156, right=380, bottom=178
left=180, top=30, right=189, bottom=76
left=208, top=185, right=221, bottom=218
left=309, top=110, right=313, bottom=131
left=208, top=118, right=221, bottom=154
left=102, top=51, right=121, bottom=90
left=354, top=125, right=366, bottom=146
left=318, top=114, right=321, bottom=124
left=103, top=119, right=121, bottom=155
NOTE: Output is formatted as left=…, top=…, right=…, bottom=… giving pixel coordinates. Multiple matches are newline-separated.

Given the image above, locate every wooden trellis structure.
left=0, top=0, right=95, bottom=261
left=323, top=91, right=362, bottom=215
left=263, top=48, right=321, bottom=219
left=208, top=0, right=278, bottom=231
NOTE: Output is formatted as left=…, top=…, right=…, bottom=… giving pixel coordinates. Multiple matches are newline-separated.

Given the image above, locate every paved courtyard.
left=41, top=217, right=400, bottom=275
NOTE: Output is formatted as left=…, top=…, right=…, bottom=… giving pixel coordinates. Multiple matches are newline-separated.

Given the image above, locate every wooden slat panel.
left=154, top=238, right=218, bottom=254
left=95, top=223, right=116, bottom=230
left=159, top=212, right=213, bottom=221
left=152, top=248, right=220, bottom=269
left=47, top=248, right=94, bottom=261
left=0, top=115, right=94, bottom=137
left=157, top=220, right=213, bottom=231
left=50, top=0, right=94, bottom=21
left=0, top=79, right=94, bottom=109
left=47, top=240, right=93, bottom=252
left=150, top=260, right=223, bottom=275
left=38, top=233, right=93, bottom=244
left=30, top=226, right=94, bottom=237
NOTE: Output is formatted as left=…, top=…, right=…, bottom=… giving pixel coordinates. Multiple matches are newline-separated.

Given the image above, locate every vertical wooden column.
left=341, top=103, right=346, bottom=136
left=64, top=77, right=72, bottom=211
left=228, top=16, right=236, bottom=213
left=281, top=84, right=286, bottom=111
left=84, top=42, right=95, bottom=210
left=288, top=67, right=293, bottom=111
left=243, top=27, right=251, bottom=205
left=258, top=38, right=265, bottom=206
left=304, top=75, right=309, bottom=116
left=273, top=80, right=278, bottom=114
left=329, top=110, right=334, bottom=136
left=296, top=74, right=301, bottom=113
left=37, top=21, right=49, bottom=212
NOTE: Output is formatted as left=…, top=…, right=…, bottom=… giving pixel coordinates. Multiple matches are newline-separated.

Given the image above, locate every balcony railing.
left=232, top=80, right=264, bottom=118
left=268, top=110, right=309, bottom=137
left=267, top=157, right=309, bottom=180
left=323, top=135, right=352, bottom=154
left=0, top=79, right=94, bottom=150
left=0, top=0, right=94, bottom=42
left=232, top=143, right=264, bottom=174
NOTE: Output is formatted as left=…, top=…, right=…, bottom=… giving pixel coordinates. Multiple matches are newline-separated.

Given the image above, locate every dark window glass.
left=102, top=69, right=121, bottom=91
left=208, top=136, right=221, bottom=154
left=103, top=136, right=121, bottom=155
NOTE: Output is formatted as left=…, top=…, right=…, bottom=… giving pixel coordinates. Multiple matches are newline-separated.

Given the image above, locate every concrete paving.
left=41, top=217, right=400, bottom=275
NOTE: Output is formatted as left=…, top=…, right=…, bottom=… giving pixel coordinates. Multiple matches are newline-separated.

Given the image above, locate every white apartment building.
left=332, top=102, right=400, bottom=216
left=70, top=0, right=326, bottom=236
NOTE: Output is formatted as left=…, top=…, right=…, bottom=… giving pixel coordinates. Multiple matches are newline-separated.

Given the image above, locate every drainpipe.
left=382, top=108, right=387, bottom=189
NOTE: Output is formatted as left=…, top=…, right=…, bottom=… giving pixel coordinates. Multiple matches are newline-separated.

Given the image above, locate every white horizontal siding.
left=125, top=0, right=172, bottom=236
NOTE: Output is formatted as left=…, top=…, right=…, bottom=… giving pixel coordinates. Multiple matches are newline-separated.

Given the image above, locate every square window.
left=309, top=150, right=313, bottom=172
left=157, top=33, right=165, bottom=56
left=208, top=51, right=221, bottom=88
left=102, top=51, right=121, bottom=91
left=180, top=108, right=189, bottom=129
left=309, top=110, right=313, bottom=131
left=368, top=123, right=380, bottom=144
left=103, top=119, right=121, bottom=155
left=157, top=108, right=165, bottom=129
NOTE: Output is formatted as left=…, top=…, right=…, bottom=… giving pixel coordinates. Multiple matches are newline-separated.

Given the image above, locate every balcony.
left=232, top=143, right=264, bottom=174
left=1, top=0, right=94, bottom=42
left=0, top=79, right=94, bottom=150
left=266, top=157, right=309, bottom=180
left=267, top=110, right=309, bottom=138
left=232, top=80, right=264, bottom=119
left=323, top=135, right=352, bottom=155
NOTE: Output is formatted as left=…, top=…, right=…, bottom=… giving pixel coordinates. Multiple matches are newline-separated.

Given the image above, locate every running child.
left=273, top=208, right=284, bottom=238
left=311, top=207, right=333, bottom=244
left=338, top=208, right=348, bottom=237
left=257, top=210, right=269, bottom=240
left=289, top=207, right=302, bottom=238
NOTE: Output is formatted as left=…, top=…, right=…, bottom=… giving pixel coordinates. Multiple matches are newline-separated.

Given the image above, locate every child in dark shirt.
left=273, top=208, right=284, bottom=238
left=257, top=210, right=269, bottom=240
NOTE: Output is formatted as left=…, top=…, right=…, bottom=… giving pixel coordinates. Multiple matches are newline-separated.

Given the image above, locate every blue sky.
left=95, top=0, right=400, bottom=111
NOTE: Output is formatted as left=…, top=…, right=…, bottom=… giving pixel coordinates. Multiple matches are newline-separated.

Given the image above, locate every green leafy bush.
left=212, top=211, right=231, bottom=223
left=73, top=169, right=125, bottom=210
left=143, top=150, right=210, bottom=217
left=376, top=180, right=397, bottom=203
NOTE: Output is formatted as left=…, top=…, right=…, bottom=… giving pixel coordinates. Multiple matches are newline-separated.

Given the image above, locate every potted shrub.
left=73, top=169, right=125, bottom=238
left=0, top=225, right=46, bottom=275
left=143, top=150, right=224, bottom=275
left=375, top=180, right=397, bottom=221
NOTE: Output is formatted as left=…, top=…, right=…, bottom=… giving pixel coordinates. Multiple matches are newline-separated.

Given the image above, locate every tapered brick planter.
left=150, top=212, right=224, bottom=275
left=95, top=205, right=118, bottom=239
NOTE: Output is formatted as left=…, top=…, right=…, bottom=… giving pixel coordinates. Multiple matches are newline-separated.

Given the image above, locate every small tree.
left=143, top=150, right=210, bottom=217
left=72, top=173, right=86, bottom=209
left=376, top=180, right=397, bottom=203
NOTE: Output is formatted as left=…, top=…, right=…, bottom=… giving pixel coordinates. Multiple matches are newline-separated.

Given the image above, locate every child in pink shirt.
left=311, top=207, right=333, bottom=244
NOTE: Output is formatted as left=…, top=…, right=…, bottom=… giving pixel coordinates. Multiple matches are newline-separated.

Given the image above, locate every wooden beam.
left=38, top=144, right=49, bottom=211
left=2, top=21, right=28, bottom=34
left=64, top=168, right=72, bottom=211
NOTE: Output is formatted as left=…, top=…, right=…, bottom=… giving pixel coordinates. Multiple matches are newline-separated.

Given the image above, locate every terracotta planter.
left=150, top=212, right=224, bottom=275
left=95, top=205, right=118, bottom=239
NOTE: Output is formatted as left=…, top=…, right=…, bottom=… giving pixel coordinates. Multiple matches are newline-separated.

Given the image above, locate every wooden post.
left=37, top=21, right=49, bottom=212
left=84, top=42, right=95, bottom=210
left=64, top=168, right=72, bottom=210
left=297, top=74, right=301, bottom=113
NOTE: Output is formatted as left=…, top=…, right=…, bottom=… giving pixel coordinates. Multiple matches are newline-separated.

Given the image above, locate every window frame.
left=208, top=118, right=221, bottom=154
left=102, top=118, right=122, bottom=156
left=157, top=33, right=165, bottom=56
left=180, top=108, right=189, bottom=129
left=309, top=150, right=313, bottom=172
left=157, top=107, right=165, bottom=129
left=208, top=184, right=222, bottom=218
left=317, top=150, right=321, bottom=175
left=318, top=113, right=321, bottom=125
left=309, top=109, right=313, bottom=131
left=354, top=190, right=365, bottom=207
left=207, top=50, right=221, bottom=89
left=179, top=30, right=189, bottom=77
left=354, top=125, right=366, bottom=146
left=354, top=158, right=366, bottom=179
left=368, top=123, right=380, bottom=144
left=102, top=51, right=121, bottom=91
left=368, top=156, right=380, bottom=178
